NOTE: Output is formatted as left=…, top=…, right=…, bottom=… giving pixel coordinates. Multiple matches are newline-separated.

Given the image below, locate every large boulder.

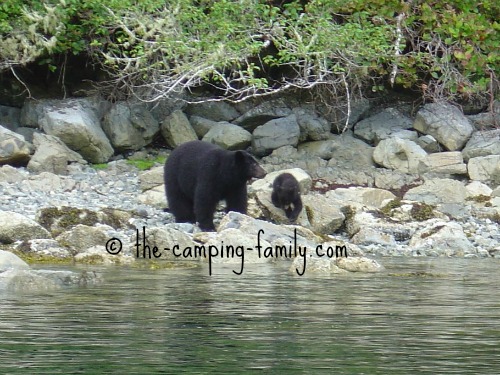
left=234, top=98, right=292, bottom=131
left=27, top=132, right=86, bottom=174
left=403, top=178, right=467, bottom=205
left=0, top=211, right=51, bottom=244
left=354, top=108, right=414, bottom=145
left=185, top=101, right=240, bottom=122
left=0, top=125, right=32, bottom=166
left=327, top=131, right=376, bottom=169
left=467, top=155, right=500, bottom=184
left=413, top=103, right=474, bottom=151
left=462, top=129, right=500, bottom=161
left=373, top=138, right=427, bottom=173
left=251, top=115, right=300, bottom=156
left=102, top=102, right=159, bottom=152
left=0, top=105, right=21, bottom=131
left=293, top=107, right=330, bottom=142
left=418, top=151, right=467, bottom=175
left=38, top=99, right=114, bottom=163
left=202, top=122, right=252, bottom=150
left=0, top=250, right=29, bottom=272
left=409, top=221, right=476, bottom=256
left=160, top=110, right=198, bottom=148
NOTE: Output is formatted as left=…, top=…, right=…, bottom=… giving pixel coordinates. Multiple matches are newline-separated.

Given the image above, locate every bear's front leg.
left=193, top=185, right=219, bottom=231
left=225, top=184, right=248, bottom=214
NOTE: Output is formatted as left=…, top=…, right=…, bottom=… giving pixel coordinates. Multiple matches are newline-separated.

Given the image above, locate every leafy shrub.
left=1, top=0, right=498, bottom=105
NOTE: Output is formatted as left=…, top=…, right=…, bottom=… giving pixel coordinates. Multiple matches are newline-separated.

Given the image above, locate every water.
left=1, top=257, right=500, bottom=374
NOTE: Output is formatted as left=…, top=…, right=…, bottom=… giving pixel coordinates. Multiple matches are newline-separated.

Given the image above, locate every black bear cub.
left=164, top=140, right=266, bottom=231
left=271, top=173, right=303, bottom=222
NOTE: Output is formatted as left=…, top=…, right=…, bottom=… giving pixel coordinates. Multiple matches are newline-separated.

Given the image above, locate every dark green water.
left=1, top=257, right=500, bottom=374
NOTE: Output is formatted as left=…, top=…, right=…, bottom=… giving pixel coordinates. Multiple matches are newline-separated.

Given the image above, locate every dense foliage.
left=0, top=0, right=498, bottom=105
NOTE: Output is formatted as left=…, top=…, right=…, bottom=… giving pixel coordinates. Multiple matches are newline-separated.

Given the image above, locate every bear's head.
left=235, top=151, right=266, bottom=180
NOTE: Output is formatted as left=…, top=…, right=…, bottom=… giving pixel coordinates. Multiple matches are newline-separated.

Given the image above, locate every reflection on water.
left=1, top=258, right=500, bottom=374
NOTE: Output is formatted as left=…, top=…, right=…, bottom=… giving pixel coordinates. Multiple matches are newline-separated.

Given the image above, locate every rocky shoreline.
left=1, top=94, right=500, bottom=291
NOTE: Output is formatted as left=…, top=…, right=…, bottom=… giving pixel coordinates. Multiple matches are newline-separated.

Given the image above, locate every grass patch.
left=126, top=155, right=167, bottom=171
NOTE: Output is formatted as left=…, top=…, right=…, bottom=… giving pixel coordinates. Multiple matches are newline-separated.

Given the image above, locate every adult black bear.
left=271, top=173, right=303, bottom=222
left=164, top=140, right=266, bottom=231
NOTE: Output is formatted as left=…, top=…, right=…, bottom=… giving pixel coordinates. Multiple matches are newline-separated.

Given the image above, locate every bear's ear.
left=235, top=150, right=247, bottom=164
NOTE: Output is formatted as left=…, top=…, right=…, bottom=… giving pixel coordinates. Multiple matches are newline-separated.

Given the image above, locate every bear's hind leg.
left=166, top=185, right=196, bottom=223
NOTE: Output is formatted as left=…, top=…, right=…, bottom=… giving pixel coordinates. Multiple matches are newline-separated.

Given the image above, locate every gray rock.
left=1, top=268, right=102, bottom=292
left=138, top=166, right=164, bottom=192
left=0, top=250, right=29, bottom=272
left=0, top=211, right=51, bottom=244
left=327, top=131, right=376, bottom=169
left=133, top=226, right=198, bottom=261
left=56, top=224, right=110, bottom=255
left=404, top=178, right=467, bottom=205
left=330, top=97, right=372, bottom=133
left=160, top=110, right=198, bottom=148
left=217, top=211, right=323, bottom=250
left=39, top=99, right=114, bottom=163
left=185, top=101, right=240, bottom=122
left=373, top=168, right=422, bottom=192
left=0, top=105, right=21, bottom=131
left=409, top=221, right=475, bottom=256
left=336, top=256, right=385, bottom=273
left=465, top=181, right=493, bottom=198
left=0, top=125, right=32, bottom=165
left=351, top=227, right=397, bottom=247
left=301, top=194, right=345, bottom=234
left=27, top=132, right=87, bottom=175
left=418, top=151, right=467, bottom=175
left=462, top=129, right=500, bottom=161
left=202, top=228, right=273, bottom=266
left=298, top=139, right=336, bottom=160
left=14, top=239, right=72, bottom=259
left=234, top=98, right=292, bottom=131
left=189, top=115, right=219, bottom=138
left=137, top=185, right=166, bottom=208
left=293, top=107, right=330, bottom=142
left=416, top=134, right=442, bottom=153
left=413, top=103, right=474, bottom=151
left=19, top=98, right=47, bottom=128
left=326, top=187, right=397, bottom=210
left=373, top=138, right=427, bottom=173
left=251, top=115, right=300, bottom=156
left=467, top=155, right=500, bottom=184
left=102, top=102, right=160, bottom=152
left=466, top=100, right=500, bottom=130
left=354, top=108, right=414, bottom=145
left=0, top=164, right=27, bottom=183
left=202, top=122, right=252, bottom=150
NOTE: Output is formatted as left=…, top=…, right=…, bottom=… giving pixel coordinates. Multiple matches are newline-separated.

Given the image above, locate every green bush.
left=1, top=0, right=498, bottom=105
